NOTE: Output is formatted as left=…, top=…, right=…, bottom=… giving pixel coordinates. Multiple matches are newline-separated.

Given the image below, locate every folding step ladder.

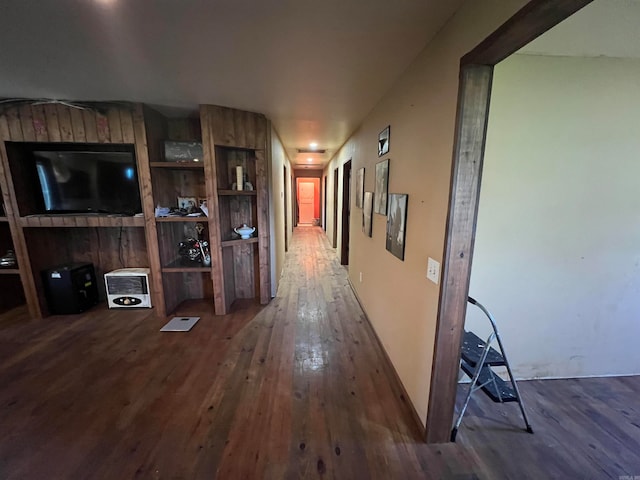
left=451, top=296, right=534, bottom=442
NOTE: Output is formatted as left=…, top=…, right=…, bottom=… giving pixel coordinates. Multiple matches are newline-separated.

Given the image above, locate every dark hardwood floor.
left=0, top=226, right=639, bottom=479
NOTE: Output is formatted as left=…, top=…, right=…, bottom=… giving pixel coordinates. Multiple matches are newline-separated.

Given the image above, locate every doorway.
left=426, top=0, right=593, bottom=443
left=340, top=160, right=352, bottom=265
left=296, top=178, right=320, bottom=225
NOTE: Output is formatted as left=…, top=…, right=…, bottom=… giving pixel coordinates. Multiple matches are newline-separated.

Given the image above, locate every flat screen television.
left=32, top=146, right=142, bottom=215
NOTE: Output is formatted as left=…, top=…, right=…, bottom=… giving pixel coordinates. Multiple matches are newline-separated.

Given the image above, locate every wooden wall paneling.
left=167, top=117, right=201, bottom=141
left=133, top=104, right=165, bottom=318
left=142, top=106, right=168, bottom=162
left=18, top=105, right=36, bottom=142
left=82, top=109, right=99, bottom=143
left=211, top=106, right=224, bottom=145
left=0, top=111, right=10, bottom=140
left=255, top=149, right=270, bottom=304
left=30, top=105, right=49, bottom=142
left=255, top=115, right=267, bottom=151
left=6, top=107, right=24, bottom=141
left=69, top=107, right=86, bottom=142
left=233, top=110, right=247, bottom=149
left=200, top=105, right=227, bottom=314
left=245, top=111, right=257, bottom=150
left=0, top=275, right=26, bottom=314
left=233, top=243, right=255, bottom=298
left=107, top=108, right=123, bottom=144
left=222, top=246, right=236, bottom=309
left=161, top=272, right=187, bottom=315
left=120, top=108, right=136, bottom=144
left=43, top=104, right=61, bottom=142
left=56, top=105, right=74, bottom=142
left=221, top=107, right=236, bottom=147
left=218, top=197, right=232, bottom=242
left=95, top=109, right=110, bottom=143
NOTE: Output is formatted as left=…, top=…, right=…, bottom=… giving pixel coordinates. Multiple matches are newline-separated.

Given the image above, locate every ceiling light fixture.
left=309, top=142, right=318, bottom=150
left=307, top=158, right=312, bottom=162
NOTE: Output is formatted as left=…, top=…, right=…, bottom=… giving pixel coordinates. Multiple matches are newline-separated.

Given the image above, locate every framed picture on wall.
left=363, top=191, right=373, bottom=237
left=386, top=193, right=408, bottom=261
left=378, top=125, right=390, bottom=157
left=355, top=167, right=365, bottom=208
left=374, top=159, right=389, bottom=215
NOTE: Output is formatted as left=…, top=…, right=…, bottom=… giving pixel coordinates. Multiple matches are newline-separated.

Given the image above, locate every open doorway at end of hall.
left=296, top=177, right=320, bottom=226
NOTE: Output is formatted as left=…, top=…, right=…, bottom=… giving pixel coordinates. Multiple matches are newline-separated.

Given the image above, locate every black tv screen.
left=33, top=148, right=142, bottom=215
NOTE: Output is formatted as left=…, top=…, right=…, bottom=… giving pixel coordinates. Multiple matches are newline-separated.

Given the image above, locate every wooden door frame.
left=340, top=160, right=352, bottom=265
left=323, top=175, right=327, bottom=231
left=426, top=0, right=593, bottom=443
left=283, top=165, right=288, bottom=252
left=332, top=167, right=339, bottom=248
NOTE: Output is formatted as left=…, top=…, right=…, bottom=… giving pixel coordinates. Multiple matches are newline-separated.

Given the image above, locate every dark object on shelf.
left=0, top=250, right=17, bottom=268
left=164, top=141, right=203, bottom=162
left=178, top=237, right=211, bottom=266
left=41, top=263, right=99, bottom=315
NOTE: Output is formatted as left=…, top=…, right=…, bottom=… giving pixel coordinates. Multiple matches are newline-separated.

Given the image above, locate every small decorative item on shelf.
left=0, top=249, right=17, bottom=268
left=235, top=166, right=243, bottom=191
left=243, top=173, right=254, bottom=191
left=177, top=196, right=198, bottom=213
left=178, top=237, right=210, bottom=265
left=233, top=223, right=256, bottom=240
left=164, top=141, right=203, bottom=163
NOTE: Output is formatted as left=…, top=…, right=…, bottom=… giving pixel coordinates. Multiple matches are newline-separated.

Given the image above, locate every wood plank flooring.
left=0, top=225, right=639, bottom=479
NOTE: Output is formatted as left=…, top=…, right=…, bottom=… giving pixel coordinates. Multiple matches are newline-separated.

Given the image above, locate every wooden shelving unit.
left=0, top=103, right=155, bottom=319
left=0, top=102, right=271, bottom=319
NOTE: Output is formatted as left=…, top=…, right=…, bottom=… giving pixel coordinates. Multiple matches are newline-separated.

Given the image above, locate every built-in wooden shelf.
left=221, top=237, right=259, bottom=247
left=0, top=216, right=8, bottom=222
left=156, top=216, right=208, bottom=223
left=20, top=215, right=145, bottom=228
left=162, top=259, right=212, bottom=273
left=150, top=161, right=204, bottom=169
left=0, top=269, right=20, bottom=275
left=218, top=190, right=257, bottom=196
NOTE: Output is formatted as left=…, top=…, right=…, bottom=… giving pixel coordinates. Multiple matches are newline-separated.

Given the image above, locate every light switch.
left=427, top=257, right=440, bottom=284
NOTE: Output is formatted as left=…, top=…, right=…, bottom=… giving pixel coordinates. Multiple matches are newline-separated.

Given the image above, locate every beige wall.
left=323, top=0, right=529, bottom=424
left=469, top=54, right=640, bottom=379
left=269, top=126, right=293, bottom=295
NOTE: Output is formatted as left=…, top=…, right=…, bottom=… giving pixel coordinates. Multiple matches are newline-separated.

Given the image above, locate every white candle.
left=236, top=166, right=243, bottom=191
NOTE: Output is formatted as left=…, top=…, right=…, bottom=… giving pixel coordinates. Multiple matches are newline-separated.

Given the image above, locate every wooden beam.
left=427, top=65, right=493, bottom=443
left=462, top=0, right=593, bottom=66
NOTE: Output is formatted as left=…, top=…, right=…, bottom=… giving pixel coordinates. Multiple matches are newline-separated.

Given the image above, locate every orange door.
left=298, top=181, right=315, bottom=224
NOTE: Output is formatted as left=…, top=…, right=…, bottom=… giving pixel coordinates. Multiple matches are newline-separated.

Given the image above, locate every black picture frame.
left=378, top=125, right=390, bottom=157
left=386, top=193, right=408, bottom=261
left=374, top=158, right=389, bottom=215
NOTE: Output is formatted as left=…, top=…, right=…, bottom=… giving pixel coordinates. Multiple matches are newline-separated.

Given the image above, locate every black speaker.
left=41, top=263, right=99, bottom=315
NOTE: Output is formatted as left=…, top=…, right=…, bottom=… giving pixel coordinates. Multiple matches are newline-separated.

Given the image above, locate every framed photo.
left=378, top=125, right=390, bottom=157
left=355, top=167, right=365, bottom=208
left=177, top=196, right=197, bottom=211
left=386, top=194, right=408, bottom=261
left=363, top=191, right=373, bottom=237
left=374, top=159, right=389, bottom=215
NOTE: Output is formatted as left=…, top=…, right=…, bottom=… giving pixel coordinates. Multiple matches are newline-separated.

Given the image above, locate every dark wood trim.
left=340, top=160, right=351, bottom=265
left=427, top=65, right=493, bottom=443
left=427, top=0, right=593, bottom=443
left=283, top=166, right=289, bottom=252
left=462, top=0, right=593, bottom=66
left=332, top=167, right=339, bottom=248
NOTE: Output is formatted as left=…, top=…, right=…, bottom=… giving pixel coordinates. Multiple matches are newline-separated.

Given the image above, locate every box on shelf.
left=163, top=141, right=203, bottom=162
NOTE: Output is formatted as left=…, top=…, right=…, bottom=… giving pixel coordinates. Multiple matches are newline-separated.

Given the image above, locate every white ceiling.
left=519, top=0, right=640, bottom=59
left=0, top=0, right=466, bottom=168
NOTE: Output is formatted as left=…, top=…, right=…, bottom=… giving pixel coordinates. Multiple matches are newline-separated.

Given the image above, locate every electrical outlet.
left=427, top=257, right=440, bottom=284
left=359, top=272, right=363, bottom=283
